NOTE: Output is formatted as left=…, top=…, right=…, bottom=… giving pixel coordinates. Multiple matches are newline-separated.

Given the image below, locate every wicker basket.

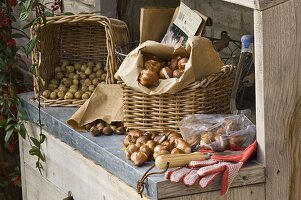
left=120, top=65, right=235, bottom=131
left=32, top=14, right=129, bottom=107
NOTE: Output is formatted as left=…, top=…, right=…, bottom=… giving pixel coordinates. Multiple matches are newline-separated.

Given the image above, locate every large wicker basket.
left=32, top=14, right=129, bottom=107
left=120, top=65, right=235, bottom=131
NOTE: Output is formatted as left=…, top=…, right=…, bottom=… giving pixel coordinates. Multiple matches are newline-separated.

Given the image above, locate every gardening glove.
left=197, top=161, right=244, bottom=195
left=165, top=141, right=257, bottom=195
left=165, top=159, right=218, bottom=183
left=198, top=140, right=257, bottom=194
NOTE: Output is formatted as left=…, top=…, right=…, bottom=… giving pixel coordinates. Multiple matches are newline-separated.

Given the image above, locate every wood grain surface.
left=24, top=164, right=67, bottom=200
left=162, top=183, right=265, bottom=200
left=19, top=135, right=27, bottom=200
left=21, top=122, right=265, bottom=200
left=22, top=123, right=150, bottom=200
left=255, top=0, right=301, bottom=199
left=157, top=162, right=265, bottom=199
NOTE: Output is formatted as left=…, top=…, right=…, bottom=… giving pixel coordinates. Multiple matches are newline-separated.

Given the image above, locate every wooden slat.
left=21, top=122, right=265, bottom=200
left=254, top=1, right=301, bottom=200
left=157, top=162, right=265, bottom=199
left=22, top=122, right=149, bottom=200
left=162, top=183, right=265, bottom=200
left=19, top=135, right=28, bottom=200
left=24, top=164, right=67, bottom=200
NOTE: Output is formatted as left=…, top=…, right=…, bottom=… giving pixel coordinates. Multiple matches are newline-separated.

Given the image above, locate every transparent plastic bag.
left=179, top=114, right=256, bottom=152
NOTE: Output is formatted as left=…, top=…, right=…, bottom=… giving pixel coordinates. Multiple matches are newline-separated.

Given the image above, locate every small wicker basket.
left=31, top=14, right=129, bottom=107
left=120, top=65, right=235, bottom=131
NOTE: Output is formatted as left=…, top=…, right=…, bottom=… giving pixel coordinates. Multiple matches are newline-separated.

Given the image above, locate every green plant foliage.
left=1, top=0, right=66, bottom=197
left=1, top=0, right=64, bottom=182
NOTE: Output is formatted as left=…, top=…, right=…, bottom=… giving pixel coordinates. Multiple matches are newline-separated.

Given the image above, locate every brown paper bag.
left=114, top=36, right=224, bottom=95
left=140, top=7, right=176, bottom=44
left=67, top=84, right=123, bottom=130
left=140, top=7, right=210, bottom=44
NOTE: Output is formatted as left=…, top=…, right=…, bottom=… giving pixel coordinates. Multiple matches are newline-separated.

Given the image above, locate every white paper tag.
left=173, top=2, right=203, bottom=37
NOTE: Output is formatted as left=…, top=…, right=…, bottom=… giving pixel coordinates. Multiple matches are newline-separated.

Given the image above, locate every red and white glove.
left=165, top=141, right=257, bottom=195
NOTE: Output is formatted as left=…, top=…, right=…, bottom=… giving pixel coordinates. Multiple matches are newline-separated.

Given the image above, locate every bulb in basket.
left=123, top=130, right=191, bottom=167
left=42, top=60, right=107, bottom=101
left=138, top=56, right=188, bottom=88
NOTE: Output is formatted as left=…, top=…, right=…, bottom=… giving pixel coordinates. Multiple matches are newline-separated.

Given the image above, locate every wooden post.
left=254, top=0, right=301, bottom=199
left=19, top=135, right=27, bottom=200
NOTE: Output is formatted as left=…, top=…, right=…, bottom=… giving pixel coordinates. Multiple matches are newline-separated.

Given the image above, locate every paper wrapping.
left=139, top=7, right=210, bottom=44
left=67, top=84, right=123, bottom=130
left=140, top=7, right=176, bottom=44
left=114, top=36, right=224, bottom=95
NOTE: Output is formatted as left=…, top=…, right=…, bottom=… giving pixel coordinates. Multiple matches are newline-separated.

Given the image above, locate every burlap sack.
left=114, top=36, right=224, bottom=95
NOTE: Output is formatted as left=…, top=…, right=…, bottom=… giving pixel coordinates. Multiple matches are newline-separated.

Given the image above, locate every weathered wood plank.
left=254, top=1, right=301, bottom=199
left=157, top=162, right=265, bottom=199
left=162, top=183, right=265, bottom=200
left=22, top=122, right=265, bottom=200
left=24, top=164, right=67, bottom=200
left=19, top=135, right=27, bottom=200
left=23, top=122, right=149, bottom=200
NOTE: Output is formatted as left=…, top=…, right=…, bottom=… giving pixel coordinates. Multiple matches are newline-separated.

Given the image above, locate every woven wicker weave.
left=32, top=14, right=129, bottom=107
left=120, top=65, right=235, bottom=131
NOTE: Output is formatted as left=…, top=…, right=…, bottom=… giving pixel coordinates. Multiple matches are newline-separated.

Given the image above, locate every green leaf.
left=7, top=117, right=15, bottom=123
left=12, top=33, right=25, bottom=38
left=10, top=15, right=17, bottom=22
left=30, top=137, right=40, bottom=148
left=25, top=37, right=37, bottom=55
left=40, top=153, right=46, bottom=162
left=40, top=134, right=46, bottom=143
left=18, top=123, right=26, bottom=139
left=22, top=18, right=38, bottom=30
left=62, top=12, right=74, bottom=16
left=5, top=123, right=15, bottom=131
left=19, top=112, right=29, bottom=121
left=0, top=119, right=7, bottom=128
left=30, top=147, right=45, bottom=163
left=44, top=11, right=54, bottom=17
left=29, top=146, right=39, bottom=156
left=19, top=0, right=33, bottom=21
left=3, top=47, right=12, bottom=57
left=20, top=6, right=30, bottom=21
left=5, top=128, right=14, bottom=144
left=36, top=161, right=43, bottom=174
left=42, top=16, right=47, bottom=25
left=24, top=0, right=32, bottom=10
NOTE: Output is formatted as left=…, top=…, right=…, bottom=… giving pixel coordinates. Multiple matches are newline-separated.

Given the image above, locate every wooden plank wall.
left=21, top=123, right=265, bottom=200
left=21, top=123, right=149, bottom=200
left=254, top=0, right=301, bottom=200
left=163, top=184, right=265, bottom=200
